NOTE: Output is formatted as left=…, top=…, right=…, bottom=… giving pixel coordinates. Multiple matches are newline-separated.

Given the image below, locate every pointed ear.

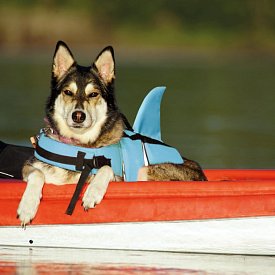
left=93, top=46, right=115, bottom=83
left=52, top=41, right=75, bottom=80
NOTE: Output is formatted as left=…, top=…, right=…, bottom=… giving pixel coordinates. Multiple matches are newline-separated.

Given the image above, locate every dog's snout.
left=72, top=111, right=86, bottom=123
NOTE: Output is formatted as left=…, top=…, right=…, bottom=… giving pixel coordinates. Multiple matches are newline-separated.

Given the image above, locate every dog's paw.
left=17, top=194, right=41, bottom=227
left=82, top=184, right=106, bottom=210
left=82, top=166, right=113, bottom=211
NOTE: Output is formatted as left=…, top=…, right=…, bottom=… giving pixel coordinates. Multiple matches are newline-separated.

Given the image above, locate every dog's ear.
left=52, top=41, right=75, bottom=80
left=93, top=46, right=115, bottom=84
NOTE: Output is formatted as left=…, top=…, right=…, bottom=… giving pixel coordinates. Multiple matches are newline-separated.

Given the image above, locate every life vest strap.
left=123, top=132, right=170, bottom=147
left=65, top=163, right=92, bottom=215
left=36, top=143, right=111, bottom=171
left=35, top=142, right=111, bottom=215
left=65, top=153, right=112, bottom=215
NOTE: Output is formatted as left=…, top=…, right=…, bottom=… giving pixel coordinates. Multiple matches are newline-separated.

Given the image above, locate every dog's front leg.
left=17, top=169, right=44, bottom=227
left=82, top=165, right=114, bottom=210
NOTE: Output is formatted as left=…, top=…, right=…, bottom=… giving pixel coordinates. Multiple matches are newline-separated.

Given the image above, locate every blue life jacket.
left=34, top=87, right=184, bottom=182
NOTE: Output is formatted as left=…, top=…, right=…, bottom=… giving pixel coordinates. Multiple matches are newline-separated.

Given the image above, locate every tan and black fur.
left=17, top=41, right=207, bottom=227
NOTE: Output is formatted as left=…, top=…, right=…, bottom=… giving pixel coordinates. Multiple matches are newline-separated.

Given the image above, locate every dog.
left=17, top=41, right=207, bottom=227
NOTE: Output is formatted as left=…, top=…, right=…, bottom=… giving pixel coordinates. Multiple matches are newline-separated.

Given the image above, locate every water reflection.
left=1, top=246, right=275, bottom=274
left=1, top=263, right=195, bottom=274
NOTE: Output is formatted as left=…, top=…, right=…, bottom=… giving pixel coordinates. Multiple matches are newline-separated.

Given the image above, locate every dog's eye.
left=63, top=90, right=73, bottom=96
left=88, top=92, right=99, bottom=98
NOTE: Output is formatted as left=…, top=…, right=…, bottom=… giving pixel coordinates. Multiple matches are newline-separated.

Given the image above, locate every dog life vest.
left=35, top=129, right=183, bottom=181
left=34, top=87, right=184, bottom=215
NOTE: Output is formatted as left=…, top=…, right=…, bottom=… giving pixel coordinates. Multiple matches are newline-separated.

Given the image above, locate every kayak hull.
left=1, top=217, right=275, bottom=255
left=1, top=169, right=275, bottom=255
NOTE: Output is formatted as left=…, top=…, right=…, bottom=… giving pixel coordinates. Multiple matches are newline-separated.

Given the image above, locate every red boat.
left=0, top=169, right=275, bottom=255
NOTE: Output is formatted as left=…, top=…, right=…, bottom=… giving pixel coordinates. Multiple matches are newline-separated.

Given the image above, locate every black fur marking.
left=46, top=41, right=123, bottom=138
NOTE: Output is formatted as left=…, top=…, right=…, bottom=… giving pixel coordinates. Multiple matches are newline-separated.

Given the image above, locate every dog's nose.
left=72, top=111, right=86, bottom=123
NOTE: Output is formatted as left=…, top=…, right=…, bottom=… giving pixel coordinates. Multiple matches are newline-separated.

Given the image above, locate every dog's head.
left=46, top=41, right=122, bottom=144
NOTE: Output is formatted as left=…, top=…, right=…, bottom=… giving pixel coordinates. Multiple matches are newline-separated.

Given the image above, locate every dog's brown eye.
left=63, top=90, right=73, bottom=96
left=88, top=92, right=99, bottom=98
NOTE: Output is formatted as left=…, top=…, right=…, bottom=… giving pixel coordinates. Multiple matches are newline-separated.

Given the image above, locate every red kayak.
left=0, top=169, right=275, bottom=226
left=0, top=169, right=275, bottom=255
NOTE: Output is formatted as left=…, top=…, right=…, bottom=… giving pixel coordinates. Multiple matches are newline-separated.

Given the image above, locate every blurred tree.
left=0, top=0, right=275, bottom=50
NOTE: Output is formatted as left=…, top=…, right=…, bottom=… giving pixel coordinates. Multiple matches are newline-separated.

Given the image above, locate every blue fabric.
left=133, top=87, right=166, bottom=141
left=35, top=129, right=184, bottom=181
left=34, top=132, right=123, bottom=177
left=144, top=143, right=183, bottom=165
left=119, top=130, right=145, bottom=181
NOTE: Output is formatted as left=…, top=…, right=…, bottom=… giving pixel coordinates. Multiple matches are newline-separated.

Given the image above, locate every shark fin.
left=133, top=86, right=166, bottom=141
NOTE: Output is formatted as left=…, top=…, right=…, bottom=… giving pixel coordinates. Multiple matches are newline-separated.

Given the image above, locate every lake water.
left=1, top=52, right=274, bottom=169
left=1, top=246, right=275, bottom=274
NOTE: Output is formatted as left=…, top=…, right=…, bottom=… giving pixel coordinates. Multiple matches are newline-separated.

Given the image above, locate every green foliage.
left=1, top=0, right=275, bottom=50
left=3, top=0, right=275, bottom=30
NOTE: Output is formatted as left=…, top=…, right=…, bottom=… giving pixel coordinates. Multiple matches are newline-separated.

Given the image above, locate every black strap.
left=36, top=143, right=111, bottom=171
left=36, top=144, right=83, bottom=168
left=65, top=154, right=111, bottom=215
left=65, top=155, right=111, bottom=215
left=65, top=164, right=92, bottom=215
left=123, top=132, right=171, bottom=147
left=35, top=144, right=111, bottom=215
left=120, top=113, right=133, bottom=131
left=76, top=151, right=86, bottom=170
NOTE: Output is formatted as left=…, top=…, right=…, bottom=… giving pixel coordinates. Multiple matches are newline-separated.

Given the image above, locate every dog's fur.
left=17, top=41, right=207, bottom=226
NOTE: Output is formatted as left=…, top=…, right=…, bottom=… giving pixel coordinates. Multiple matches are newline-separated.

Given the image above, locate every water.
left=1, top=246, right=275, bottom=274
left=0, top=53, right=275, bottom=170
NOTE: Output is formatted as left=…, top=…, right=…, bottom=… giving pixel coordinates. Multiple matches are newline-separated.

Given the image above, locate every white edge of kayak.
left=0, top=216, right=275, bottom=256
